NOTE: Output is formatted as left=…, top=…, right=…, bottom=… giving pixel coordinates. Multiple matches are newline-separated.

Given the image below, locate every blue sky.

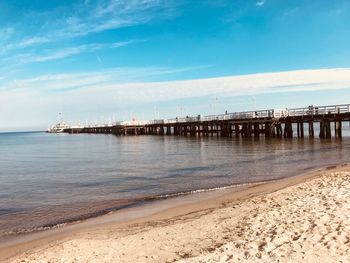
left=0, top=0, right=350, bottom=131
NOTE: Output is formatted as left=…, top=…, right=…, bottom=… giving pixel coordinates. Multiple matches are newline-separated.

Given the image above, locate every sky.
left=0, top=0, right=350, bottom=131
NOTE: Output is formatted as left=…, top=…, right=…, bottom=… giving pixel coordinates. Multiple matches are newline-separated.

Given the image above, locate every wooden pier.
left=64, top=104, right=350, bottom=139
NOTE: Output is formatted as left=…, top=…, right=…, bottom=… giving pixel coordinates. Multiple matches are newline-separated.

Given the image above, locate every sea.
left=1, top=128, right=350, bottom=239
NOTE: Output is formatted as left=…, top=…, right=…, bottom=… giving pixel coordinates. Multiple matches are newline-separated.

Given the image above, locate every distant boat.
left=47, top=112, right=69, bottom=133
left=46, top=122, right=69, bottom=133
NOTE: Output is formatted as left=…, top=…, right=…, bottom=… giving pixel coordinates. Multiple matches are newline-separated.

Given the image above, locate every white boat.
left=47, top=113, right=70, bottom=133
left=46, top=122, right=69, bottom=133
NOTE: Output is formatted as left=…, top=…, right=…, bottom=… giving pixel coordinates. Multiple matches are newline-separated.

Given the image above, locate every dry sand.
left=3, top=166, right=350, bottom=262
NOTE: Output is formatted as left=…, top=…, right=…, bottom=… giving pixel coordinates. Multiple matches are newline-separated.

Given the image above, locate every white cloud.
left=256, top=0, right=265, bottom=7
left=70, top=68, right=350, bottom=105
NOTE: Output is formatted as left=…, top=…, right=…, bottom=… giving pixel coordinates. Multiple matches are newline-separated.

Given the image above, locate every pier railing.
left=149, top=110, right=277, bottom=124
left=287, top=104, right=350, bottom=116
left=148, top=104, right=350, bottom=125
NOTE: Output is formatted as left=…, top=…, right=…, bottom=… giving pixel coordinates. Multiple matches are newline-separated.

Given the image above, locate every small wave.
left=2, top=223, right=67, bottom=237
left=146, top=181, right=268, bottom=200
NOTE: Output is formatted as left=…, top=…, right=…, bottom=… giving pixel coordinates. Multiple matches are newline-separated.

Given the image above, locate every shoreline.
left=0, top=162, right=329, bottom=239
left=0, top=180, right=268, bottom=239
left=1, top=163, right=349, bottom=262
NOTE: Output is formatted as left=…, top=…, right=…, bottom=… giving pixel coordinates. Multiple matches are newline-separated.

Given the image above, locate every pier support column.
left=182, top=125, right=186, bottom=136
left=248, top=123, right=253, bottom=137
left=335, top=121, right=342, bottom=139
left=242, top=123, right=247, bottom=137
left=241, top=123, right=247, bottom=137
left=253, top=123, right=260, bottom=137
left=271, top=123, right=276, bottom=137
left=319, top=120, right=331, bottom=139
left=308, top=121, right=314, bottom=138
left=225, top=123, right=230, bottom=137
left=325, top=121, right=331, bottom=139
left=296, top=122, right=304, bottom=138
left=284, top=121, right=293, bottom=138
left=297, top=122, right=300, bottom=138
left=319, top=121, right=325, bottom=139
left=166, top=126, right=171, bottom=135
left=184, top=125, right=188, bottom=136
left=235, top=124, right=240, bottom=137
left=174, top=126, right=179, bottom=136
left=190, top=125, right=196, bottom=136
left=228, top=124, right=232, bottom=137
left=265, top=122, right=271, bottom=137
left=203, top=124, right=208, bottom=137
left=276, top=123, right=283, bottom=137
left=220, top=123, right=226, bottom=137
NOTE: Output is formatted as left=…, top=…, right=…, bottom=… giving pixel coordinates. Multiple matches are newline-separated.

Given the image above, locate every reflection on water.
left=0, top=131, right=349, bottom=237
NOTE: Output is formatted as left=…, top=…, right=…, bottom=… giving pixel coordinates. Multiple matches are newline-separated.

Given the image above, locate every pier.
left=64, top=104, right=350, bottom=139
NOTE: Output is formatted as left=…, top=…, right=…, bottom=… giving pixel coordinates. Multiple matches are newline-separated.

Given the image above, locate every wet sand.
left=2, top=164, right=350, bottom=262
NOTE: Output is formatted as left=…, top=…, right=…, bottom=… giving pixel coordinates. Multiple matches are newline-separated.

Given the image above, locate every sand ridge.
left=5, top=169, right=350, bottom=262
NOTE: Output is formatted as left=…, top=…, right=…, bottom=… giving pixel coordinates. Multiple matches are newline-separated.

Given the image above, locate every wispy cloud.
left=2, top=65, right=210, bottom=92
left=3, top=40, right=137, bottom=66
left=1, top=37, right=50, bottom=55
left=0, top=0, right=177, bottom=77
left=0, top=0, right=177, bottom=55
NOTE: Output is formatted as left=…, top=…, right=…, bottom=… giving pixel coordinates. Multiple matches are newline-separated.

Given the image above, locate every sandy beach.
left=2, top=165, right=350, bottom=263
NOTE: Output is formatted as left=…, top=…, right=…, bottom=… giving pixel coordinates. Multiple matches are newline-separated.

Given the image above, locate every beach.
left=2, top=0, right=350, bottom=262
left=1, top=164, right=349, bottom=262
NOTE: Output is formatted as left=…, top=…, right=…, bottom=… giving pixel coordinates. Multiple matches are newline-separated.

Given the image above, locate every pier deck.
left=64, top=104, right=350, bottom=139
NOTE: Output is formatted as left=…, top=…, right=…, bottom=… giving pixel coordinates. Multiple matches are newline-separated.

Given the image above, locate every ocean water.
left=0, top=130, right=350, bottom=238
